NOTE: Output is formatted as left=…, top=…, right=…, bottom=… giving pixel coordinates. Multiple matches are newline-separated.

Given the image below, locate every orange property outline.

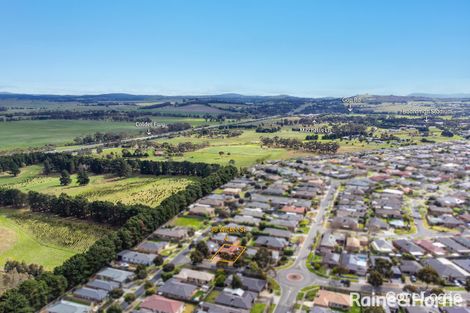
left=210, top=244, right=246, bottom=264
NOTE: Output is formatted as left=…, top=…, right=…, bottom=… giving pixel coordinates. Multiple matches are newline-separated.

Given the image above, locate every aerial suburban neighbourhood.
left=2, top=1, right=470, bottom=313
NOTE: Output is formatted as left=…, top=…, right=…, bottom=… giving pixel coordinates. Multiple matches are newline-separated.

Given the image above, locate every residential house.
left=414, top=240, right=446, bottom=256
left=189, top=205, right=215, bottom=217
left=314, top=290, right=352, bottom=310
left=421, top=258, right=470, bottom=282
left=345, top=237, right=361, bottom=252
left=153, top=228, right=189, bottom=241
left=86, top=279, right=119, bottom=292
left=135, top=241, right=169, bottom=254
left=370, top=239, right=394, bottom=254
left=223, top=188, right=242, bottom=196
left=233, top=215, right=261, bottom=226
left=96, top=267, right=134, bottom=286
left=322, top=252, right=340, bottom=268
left=47, top=301, right=91, bottom=313
left=117, top=250, right=157, bottom=266
left=140, top=295, right=184, bottom=313
left=197, top=302, right=249, bottom=313
left=174, top=269, right=214, bottom=286
left=226, top=274, right=267, bottom=293
left=242, top=208, right=264, bottom=218
left=393, top=239, right=425, bottom=257
left=399, top=260, right=423, bottom=275
left=280, top=205, right=307, bottom=215
left=73, top=287, right=108, bottom=302
left=255, top=236, right=288, bottom=251
left=437, top=238, right=470, bottom=255
left=270, top=218, right=298, bottom=231
left=158, top=278, right=197, bottom=301
left=330, top=217, right=358, bottom=231
left=263, top=227, right=292, bottom=240
left=367, top=217, right=389, bottom=232
left=340, top=253, right=368, bottom=276
left=215, top=288, right=256, bottom=310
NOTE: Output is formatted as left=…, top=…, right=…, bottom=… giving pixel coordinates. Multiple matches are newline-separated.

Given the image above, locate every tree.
left=59, top=170, right=72, bottom=186
left=0, top=290, right=33, bottom=313
left=153, top=255, right=163, bottom=266
left=231, top=274, right=243, bottom=289
left=372, top=258, right=393, bottom=279
left=190, top=250, right=204, bottom=264
left=109, top=288, right=124, bottom=299
left=196, top=241, right=209, bottom=257
left=106, top=304, right=123, bottom=313
left=134, top=264, right=147, bottom=279
left=10, top=163, right=20, bottom=177
left=417, top=267, right=440, bottom=286
left=368, top=270, right=383, bottom=287
left=116, top=159, right=132, bottom=177
left=214, top=269, right=226, bottom=287
left=254, top=247, right=272, bottom=269
left=124, top=293, right=136, bottom=303
left=76, top=167, right=90, bottom=185
left=43, top=160, right=52, bottom=175
left=163, top=263, right=175, bottom=272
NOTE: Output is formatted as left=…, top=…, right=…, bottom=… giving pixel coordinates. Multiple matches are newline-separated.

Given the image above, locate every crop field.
left=0, top=208, right=111, bottom=269
left=0, top=165, right=195, bottom=207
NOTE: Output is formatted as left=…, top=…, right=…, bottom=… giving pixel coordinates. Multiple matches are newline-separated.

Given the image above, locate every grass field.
left=0, top=117, right=217, bottom=152
left=171, top=216, right=207, bottom=230
left=0, top=120, right=140, bottom=151
left=0, top=165, right=195, bottom=207
left=0, top=208, right=111, bottom=269
left=147, top=124, right=463, bottom=166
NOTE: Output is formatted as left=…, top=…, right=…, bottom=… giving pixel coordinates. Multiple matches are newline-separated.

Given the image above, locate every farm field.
left=0, top=165, right=195, bottom=207
left=0, top=208, right=112, bottom=269
left=0, top=120, right=139, bottom=152
left=0, top=117, right=219, bottom=152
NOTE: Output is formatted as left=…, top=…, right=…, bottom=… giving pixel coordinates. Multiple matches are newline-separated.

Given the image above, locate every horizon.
left=1, top=90, right=470, bottom=99
left=1, top=0, right=470, bottom=96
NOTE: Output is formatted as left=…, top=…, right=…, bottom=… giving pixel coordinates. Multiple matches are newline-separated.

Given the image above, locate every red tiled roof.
left=141, top=295, right=184, bottom=313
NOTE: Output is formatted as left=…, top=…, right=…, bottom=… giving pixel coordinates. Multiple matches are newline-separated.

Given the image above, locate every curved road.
left=274, top=181, right=339, bottom=313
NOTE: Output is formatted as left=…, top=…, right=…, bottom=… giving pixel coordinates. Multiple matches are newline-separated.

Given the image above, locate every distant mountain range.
left=408, top=93, right=470, bottom=99
left=0, top=92, right=469, bottom=102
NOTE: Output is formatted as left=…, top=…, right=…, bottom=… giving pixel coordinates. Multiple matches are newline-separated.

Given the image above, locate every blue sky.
left=1, top=0, right=469, bottom=96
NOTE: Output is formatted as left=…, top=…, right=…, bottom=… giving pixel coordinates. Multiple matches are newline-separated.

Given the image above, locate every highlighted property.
left=211, top=244, right=246, bottom=264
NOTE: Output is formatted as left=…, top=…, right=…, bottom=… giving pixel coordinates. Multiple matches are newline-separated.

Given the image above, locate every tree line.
left=260, top=136, right=339, bottom=154
left=0, top=152, right=221, bottom=178
left=0, top=164, right=238, bottom=313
